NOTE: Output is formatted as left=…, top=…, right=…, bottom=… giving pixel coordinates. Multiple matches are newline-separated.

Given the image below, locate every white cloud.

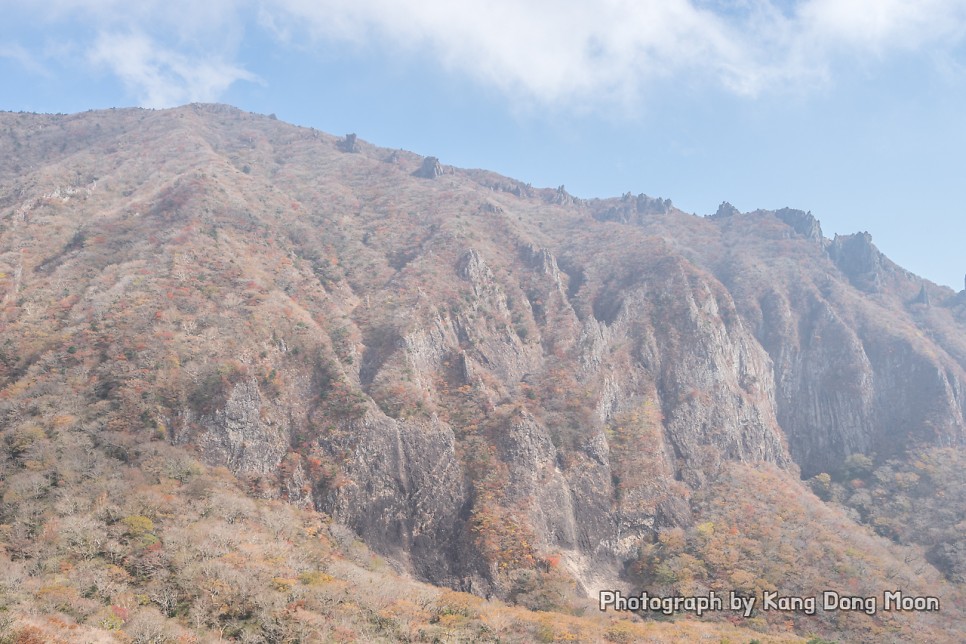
left=263, top=0, right=966, bottom=106
left=88, top=32, right=257, bottom=108
left=797, top=0, right=966, bottom=53
left=4, top=0, right=256, bottom=108
left=5, top=0, right=966, bottom=109
left=0, top=43, right=50, bottom=76
left=264, top=0, right=762, bottom=106
left=39, top=0, right=246, bottom=43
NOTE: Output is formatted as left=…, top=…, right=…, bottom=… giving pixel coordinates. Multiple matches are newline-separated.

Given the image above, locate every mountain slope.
left=0, top=104, right=964, bottom=642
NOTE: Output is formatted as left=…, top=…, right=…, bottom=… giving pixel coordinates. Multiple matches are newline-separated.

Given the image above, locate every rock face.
left=1, top=105, right=964, bottom=603
left=320, top=410, right=476, bottom=586
left=753, top=275, right=965, bottom=477
left=189, top=378, right=289, bottom=474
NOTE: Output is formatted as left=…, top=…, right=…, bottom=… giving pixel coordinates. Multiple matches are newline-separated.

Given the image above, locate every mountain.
left=0, top=104, right=964, bottom=643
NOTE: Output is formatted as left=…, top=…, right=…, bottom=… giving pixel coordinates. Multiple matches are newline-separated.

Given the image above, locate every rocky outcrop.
left=828, top=232, right=883, bottom=292
left=593, top=193, right=671, bottom=223
left=626, top=261, right=790, bottom=481
left=454, top=249, right=541, bottom=384
left=191, top=378, right=288, bottom=475
left=756, top=285, right=966, bottom=476
left=413, top=156, right=443, bottom=179
left=457, top=248, right=493, bottom=285
left=317, top=410, right=478, bottom=587
left=545, top=185, right=576, bottom=206
left=492, top=409, right=622, bottom=593
left=758, top=292, right=879, bottom=475
left=775, top=207, right=823, bottom=241
left=712, top=201, right=740, bottom=218
left=337, top=132, right=359, bottom=153
left=522, top=244, right=562, bottom=283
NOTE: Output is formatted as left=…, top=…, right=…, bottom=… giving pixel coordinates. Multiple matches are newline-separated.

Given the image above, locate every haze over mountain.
left=0, top=105, right=964, bottom=643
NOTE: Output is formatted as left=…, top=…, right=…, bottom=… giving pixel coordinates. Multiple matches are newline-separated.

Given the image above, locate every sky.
left=1, top=1, right=964, bottom=290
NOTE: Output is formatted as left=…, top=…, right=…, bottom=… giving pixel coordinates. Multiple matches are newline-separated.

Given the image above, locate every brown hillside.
left=0, top=104, right=963, bottom=642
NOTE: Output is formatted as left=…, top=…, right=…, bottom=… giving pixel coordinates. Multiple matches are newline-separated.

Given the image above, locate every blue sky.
left=2, top=1, right=964, bottom=289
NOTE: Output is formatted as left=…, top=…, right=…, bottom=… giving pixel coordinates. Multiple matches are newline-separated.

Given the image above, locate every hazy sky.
left=2, top=1, right=964, bottom=289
